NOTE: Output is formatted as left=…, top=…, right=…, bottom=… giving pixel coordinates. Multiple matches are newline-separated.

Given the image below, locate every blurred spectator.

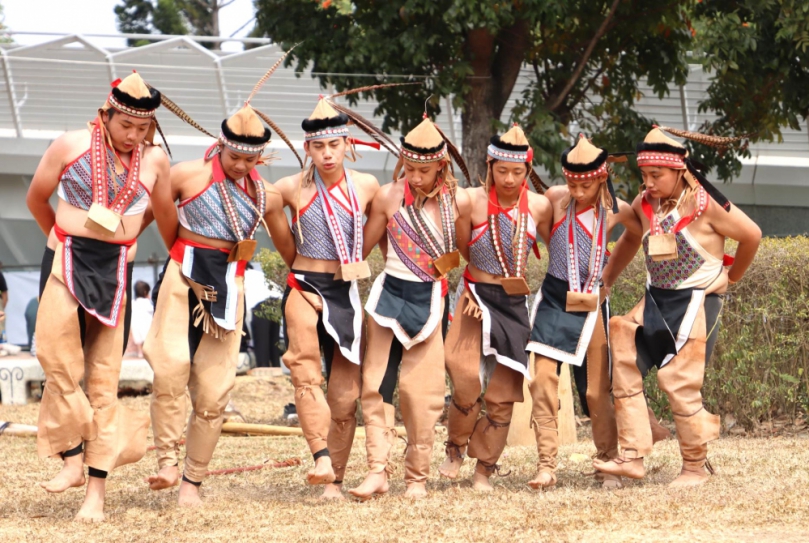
left=25, top=297, right=39, bottom=349
left=131, top=281, right=153, bottom=358
left=0, top=262, right=7, bottom=343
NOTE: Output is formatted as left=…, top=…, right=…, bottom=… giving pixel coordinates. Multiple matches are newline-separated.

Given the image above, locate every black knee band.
left=61, top=444, right=83, bottom=459
left=182, top=474, right=202, bottom=487
left=88, top=467, right=108, bottom=479
left=333, top=479, right=342, bottom=485
left=313, top=448, right=330, bottom=461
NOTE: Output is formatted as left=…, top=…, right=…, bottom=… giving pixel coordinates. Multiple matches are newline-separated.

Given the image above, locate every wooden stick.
left=0, top=422, right=37, bottom=437
left=221, top=422, right=407, bottom=438
left=206, top=458, right=302, bottom=477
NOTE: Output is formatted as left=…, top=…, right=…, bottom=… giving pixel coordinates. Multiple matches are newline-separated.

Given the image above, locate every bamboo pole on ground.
left=0, top=422, right=38, bottom=437
left=222, top=422, right=407, bottom=439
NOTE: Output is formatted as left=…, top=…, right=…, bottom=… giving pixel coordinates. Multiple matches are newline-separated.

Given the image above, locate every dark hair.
left=135, top=281, right=151, bottom=298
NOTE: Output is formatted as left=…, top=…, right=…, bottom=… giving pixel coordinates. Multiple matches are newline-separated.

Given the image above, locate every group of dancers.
left=26, top=52, right=761, bottom=521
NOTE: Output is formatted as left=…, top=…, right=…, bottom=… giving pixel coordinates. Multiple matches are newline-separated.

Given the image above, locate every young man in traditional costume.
left=271, top=94, right=384, bottom=499
left=350, top=115, right=471, bottom=500
left=26, top=72, right=171, bottom=521
left=593, top=127, right=761, bottom=487
left=525, top=135, right=668, bottom=490
left=143, top=61, right=298, bottom=505
left=438, top=125, right=552, bottom=491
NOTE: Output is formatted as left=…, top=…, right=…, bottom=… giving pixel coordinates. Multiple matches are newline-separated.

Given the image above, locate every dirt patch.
left=2, top=375, right=808, bottom=542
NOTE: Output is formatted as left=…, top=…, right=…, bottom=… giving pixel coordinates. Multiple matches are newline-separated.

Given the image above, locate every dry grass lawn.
left=1, top=374, right=808, bottom=542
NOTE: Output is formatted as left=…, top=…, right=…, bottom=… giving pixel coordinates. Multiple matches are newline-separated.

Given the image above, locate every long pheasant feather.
left=153, top=117, right=172, bottom=158
left=433, top=123, right=471, bottom=185
left=253, top=108, right=303, bottom=168
left=657, top=126, right=746, bottom=148
left=244, top=43, right=300, bottom=106
left=328, top=102, right=400, bottom=157
left=528, top=169, right=548, bottom=194
left=158, top=92, right=216, bottom=139
left=329, top=82, right=420, bottom=100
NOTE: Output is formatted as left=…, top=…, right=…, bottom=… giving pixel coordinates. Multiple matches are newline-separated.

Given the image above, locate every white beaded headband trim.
left=636, top=151, right=686, bottom=168
left=487, top=144, right=529, bottom=163
left=400, top=146, right=447, bottom=163
left=304, top=126, right=350, bottom=141
left=219, top=133, right=267, bottom=155
left=562, top=161, right=608, bottom=180
left=108, top=93, right=156, bottom=118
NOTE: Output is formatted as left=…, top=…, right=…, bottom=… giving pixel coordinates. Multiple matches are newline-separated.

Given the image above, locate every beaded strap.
left=313, top=168, right=363, bottom=265
left=488, top=183, right=529, bottom=278
left=566, top=203, right=607, bottom=294
left=404, top=182, right=456, bottom=259
left=89, top=121, right=142, bottom=214
left=214, top=154, right=266, bottom=242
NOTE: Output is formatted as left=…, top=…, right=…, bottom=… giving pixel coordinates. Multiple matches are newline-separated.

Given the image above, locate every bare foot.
left=74, top=476, right=105, bottom=523
left=319, top=482, right=345, bottom=500
left=40, top=455, right=85, bottom=493
left=593, top=457, right=645, bottom=480
left=306, top=456, right=336, bottom=485
left=527, top=471, right=557, bottom=490
left=438, top=455, right=464, bottom=480
left=668, top=465, right=711, bottom=488
left=404, top=482, right=428, bottom=499
left=348, top=471, right=389, bottom=502
left=471, top=472, right=493, bottom=492
left=146, top=465, right=180, bottom=491
left=177, top=480, right=203, bottom=507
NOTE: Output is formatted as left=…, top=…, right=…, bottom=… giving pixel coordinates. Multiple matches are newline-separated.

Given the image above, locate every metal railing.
left=1, top=33, right=806, bottom=157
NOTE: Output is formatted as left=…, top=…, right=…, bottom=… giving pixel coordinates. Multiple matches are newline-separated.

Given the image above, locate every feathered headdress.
left=561, top=134, right=619, bottom=213
left=488, top=123, right=547, bottom=194
left=97, top=71, right=166, bottom=170
left=158, top=46, right=300, bottom=165
left=636, top=126, right=742, bottom=212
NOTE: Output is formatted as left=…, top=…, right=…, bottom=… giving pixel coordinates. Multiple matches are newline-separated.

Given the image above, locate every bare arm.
left=139, top=204, right=155, bottom=237
left=454, top=188, right=472, bottom=262
left=27, top=136, right=73, bottom=236
left=263, top=184, right=296, bottom=269
left=1, top=291, right=7, bottom=308
left=602, top=195, right=644, bottom=289
left=710, top=202, right=762, bottom=283
left=363, top=185, right=392, bottom=260
left=601, top=198, right=644, bottom=289
left=531, top=192, right=554, bottom=247
left=150, top=154, right=179, bottom=249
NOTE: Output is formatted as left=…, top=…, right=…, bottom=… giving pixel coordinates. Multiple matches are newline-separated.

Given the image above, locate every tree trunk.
left=210, top=1, right=221, bottom=50
left=460, top=21, right=530, bottom=186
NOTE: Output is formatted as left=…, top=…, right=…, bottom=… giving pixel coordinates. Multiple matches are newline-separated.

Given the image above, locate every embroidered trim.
left=400, top=147, right=447, bottom=163
left=219, top=133, right=267, bottom=154
left=563, top=162, right=608, bottom=179
left=305, top=126, right=350, bottom=141
left=107, top=93, right=156, bottom=118
left=636, top=151, right=686, bottom=169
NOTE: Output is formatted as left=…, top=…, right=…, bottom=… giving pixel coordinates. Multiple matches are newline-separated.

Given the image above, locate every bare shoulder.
left=348, top=169, right=380, bottom=189
left=454, top=186, right=472, bottom=212
left=273, top=172, right=302, bottom=194
left=467, top=186, right=485, bottom=203
left=259, top=178, right=284, bottom=210
left=615, top=197, right=633, bottom=215
left=631, top=193, right=644, bottom=212
left=49, top=129, right=90, bottom=158
left=543, top=185, right=567, bottom=204
left=170, top=158, right=206, bottom=180
left=527, top=190, right=552, bottom=212
left=143, top=144, right=170, bottom=168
